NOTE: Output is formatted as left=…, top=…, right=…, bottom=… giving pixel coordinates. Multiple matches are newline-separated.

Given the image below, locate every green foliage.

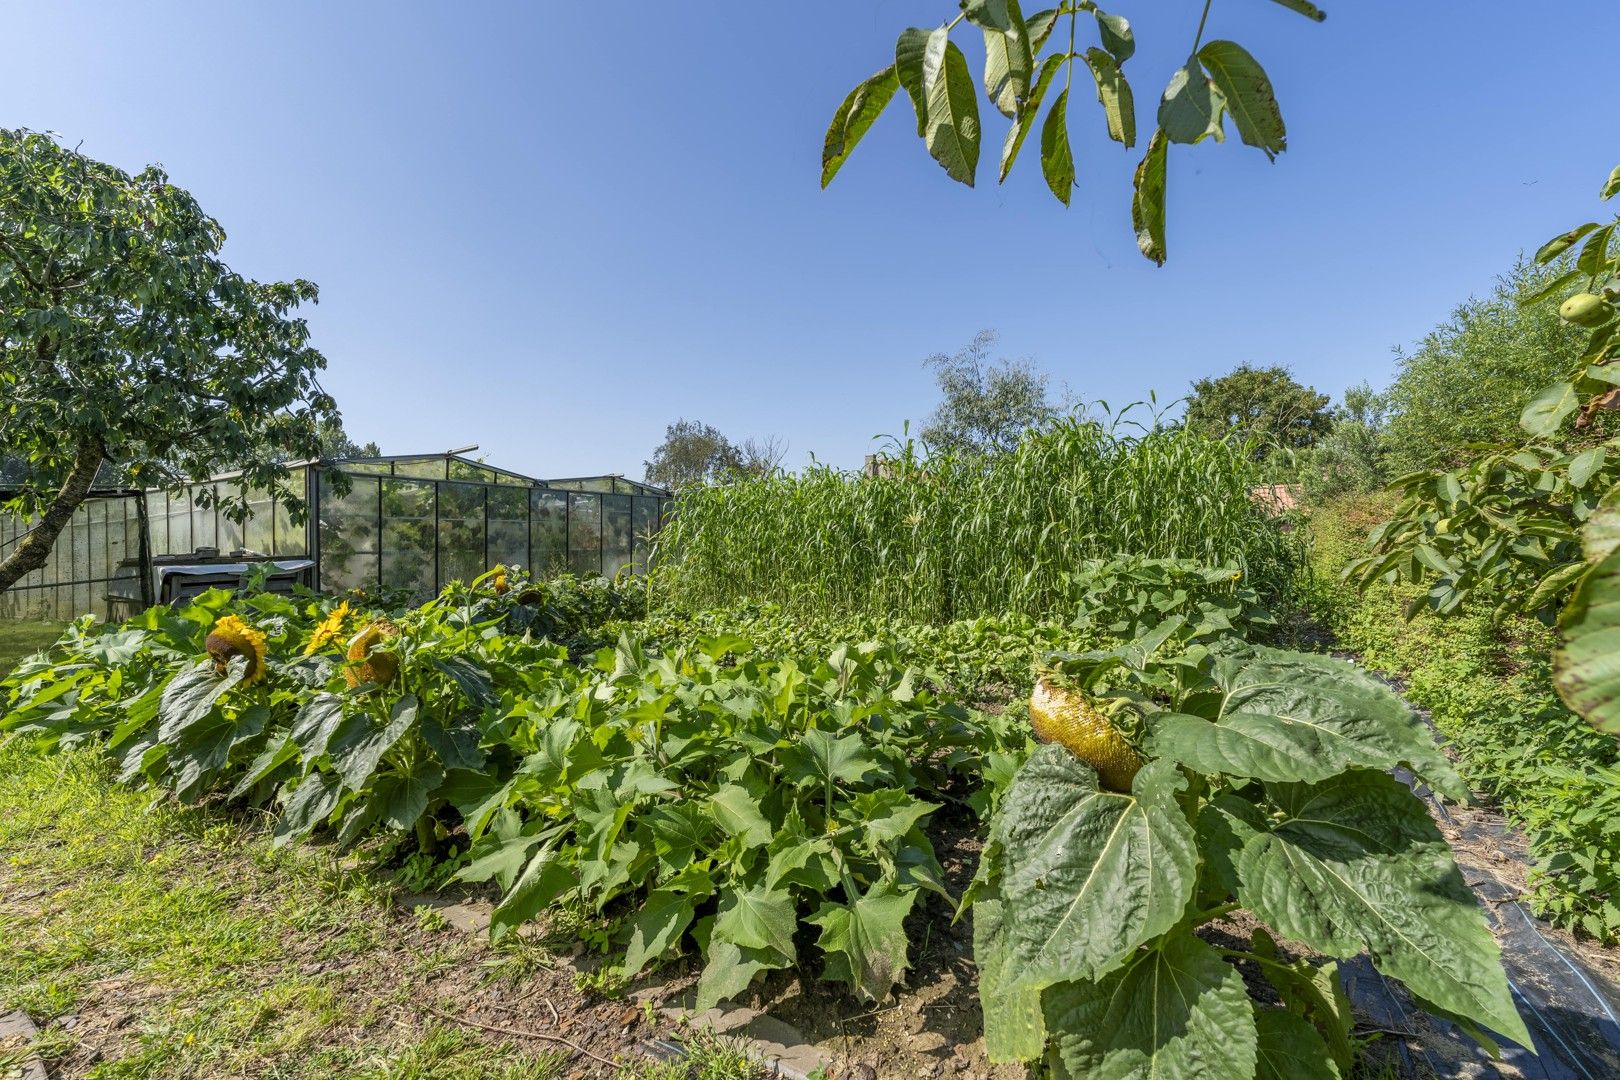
left=918, top=329, right=1055, bottom=455
left=1296, top=383, right=1391, bottom=504
left=0, top=129, right=338, bottom=593
left=973, top=627, right=1524, bottom=1071
left=1314, top=496, right=1620, bottom=943
left=824, top=1, right=1323, bottom=262
left=642, top=420, right=783, bottom=491
left=657, top=417, right=1301, bottom=623
left=1380, top=259, right=1596, bottom=476
left=1184, top=363, right=1333, bottom=458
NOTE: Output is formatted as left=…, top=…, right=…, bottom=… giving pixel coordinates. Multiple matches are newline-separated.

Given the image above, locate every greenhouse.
left=0, top=453, right=672, bottom=622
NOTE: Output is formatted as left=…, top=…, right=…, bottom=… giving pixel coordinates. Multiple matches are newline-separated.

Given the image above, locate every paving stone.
left=0, top=1010, right=48, bottom=1080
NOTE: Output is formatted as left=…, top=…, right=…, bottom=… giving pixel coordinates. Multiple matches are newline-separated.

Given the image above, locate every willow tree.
left=0, top=129, right=337, bottom=594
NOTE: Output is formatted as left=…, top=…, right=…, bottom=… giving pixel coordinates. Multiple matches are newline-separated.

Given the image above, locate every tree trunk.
left=0, top=436, right=105, bottom=594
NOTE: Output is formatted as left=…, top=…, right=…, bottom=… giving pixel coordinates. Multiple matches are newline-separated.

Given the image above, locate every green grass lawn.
left=0, top=620, right=65, bottom=677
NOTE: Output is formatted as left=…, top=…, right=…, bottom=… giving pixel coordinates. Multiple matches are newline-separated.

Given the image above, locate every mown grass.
left=0, top=620, right=63, bottom=676
left=0, top=741, right=569, bottom=1078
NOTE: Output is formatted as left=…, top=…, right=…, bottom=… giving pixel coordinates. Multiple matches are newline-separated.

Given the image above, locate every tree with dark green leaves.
left=1298, top=381, right=1390, bottom=502
left=1381, top=259, right=1592, bottom=475
left=1183, top=363, right=1331, bottom=456
left=920, top=329, right=1055, bottom=454
left=314, top=417, right=381, bottom=460
left=643, top=420, right=784, bottom=490
left=0, top=129, right=338, bottom=594
left=822, top=0, right=1325, bottom=263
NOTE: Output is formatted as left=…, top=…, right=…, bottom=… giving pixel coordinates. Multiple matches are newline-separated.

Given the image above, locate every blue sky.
left=8, top=2, right=1619, bottom=477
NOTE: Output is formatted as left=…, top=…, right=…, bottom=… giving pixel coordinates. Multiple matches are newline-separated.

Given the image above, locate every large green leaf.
left=981, top=0, right=1032, bottom=119
left=623, top=889, right=697, bottom=976
left=983, top=750, right=1197, bottom=1011
left=922, top=34, right=982, bottom=185
left=1535, top=222, right=1600, bottom=264
left=1154, top=711, right=1344, bottom=783
left=1555, top=544, right=1620, bottom=733
left=272, top=770, right=343, bottom=847
left=1043, top=931, right=1257, bottom=1079
left=287, top=693, right=346, bottom=758
left=156, top=661, right=240, bottom=743
left=973, top=881, right=1048, bottom=1062
left=1254, top=1008, right=1340, bottom=1080
left=1236, top=770, right=1530, bottom=1047
left=326, top=693, right=418, bottom=790
left=372, top=758, right=446, bottom=830
left=822, top=66, right=900, bottom=188
left=1602, top=163, right=1620, bottom=200
left=1092, top=10, right=1135, bottom=64
left=712, top=883, right=797, bottom=957
left=1132, top=129, right=1168, bottom=264
left=709, top=783, right=773, bottom=848
left=1203, top=644, right=1468, bottom=801
left=1158, top=60, right=1225, bottom=145
left=809, top=883, right=919, bottom=1003
left=490, top=841, right=575, bottom=941
left=1581, top=484, right=1620, bottom=564
left=1197, top=41, right=1285, bottom=159
left=1082, top=48, right=1136, bottom=147
left=894, top=28, right=934, bottom=138
left=784, top=727, right=879, bottom=787
left=1520, top=381, right=1580, bottom=438
left=695, top=936, right=793, bottom=1010
left=1000, top=54, right=1064, bottom=182
left=1040, top=89, right=1075, bottom=205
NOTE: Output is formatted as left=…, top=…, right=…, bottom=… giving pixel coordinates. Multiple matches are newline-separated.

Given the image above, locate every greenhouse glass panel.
left=244, top=487, right=274, bottom=553
left=487, top=487, right=529, bottom=571
left=395, top=458, right=448, bottom=480
left=88, top=500, right=108, bottom=584
left=148, top=493, right=169, bottom=556
left=108, top=500, right=130, bottom=572
left=449, top=459, right=497, bottom=484
left=217, top=482, right=244, bottom=553
left=603, top=494, right=632, bottom=578
left=568, top=493, right=602, bottom=577
left=69, top=509, right=89, bottom=585
left=381, top=479, right=436, bottom=599
left=531, top=490, right=568, bottom=575
left=437, top=482, right=486, bottom=588
left=273, top=498, right=307, bottom=557
left=191, top=485, right=218, bottom=552
left=165, top=488, right=192, bottom=555
left=319, top=472, right=380, bottom=592
left=632, top=496, right=657, bottom=573
left=341, top=461, right=391, bottom=475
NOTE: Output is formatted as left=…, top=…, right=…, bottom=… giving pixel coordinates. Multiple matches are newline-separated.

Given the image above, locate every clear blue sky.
left=8, top=2, right=1618, bottom=477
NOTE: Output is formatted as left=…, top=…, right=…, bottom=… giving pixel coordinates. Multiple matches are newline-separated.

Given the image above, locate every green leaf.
left=1204, top=644, right=1468, bottom=801
left=456, top=829, right=546, bottom=890
left=973, top=881, right=1048, bottom=1062
left=1555, top=544, right=1620, bottom=733
left=1265, top=0, right=1327, bottom=20
left=851, top=788, right=937, bottom=846
left=981, top=0, right=1032, bottom=119
left=273, top=770, right=343, bottom=847
left=709, top=783, right=774, bottom=848
left=1040, top=88, right=1075, bottom=205
left=1082, top=48, right=1136, bottom=147
left=959, top=0, right=1012, bottom=30
left=712, top=883, right=797, bottom=957
left=1519, top=380, right=1580, bottom=438
left=894, top=28, right=933, bottom=138
left=623, top=889, right=696, bottom=976
left=1236, top=770, right=1530, bottom=1048
left=1197, top=41, right=1285, bottom=159
left=1000, top=54, right=1064, bottom=182
left=1132, top=129, right=1169, bottom=264
left=1576, top=223, right=1616, bottom=276
left=1254, top=1008, right=1341, bottom=1080
left=923, top=34, right=982, bottom=185
left=490, top=842, right=575, bottom=942
left=1535, top=222, right=1599, bottom=264
left=419, top=712, right=485, bottom=770
left=287, top=693, right=346, bottom=759
left=982, top=750, right=1197, bottom=1010
left=326, top=693, right=418, bottom=790
left=1602, top=164, right=1620, bottom=200
left=810, top=884, right=919, bottom=1003
left=646, top=803, right=715, bottom=874
left=430, top=656, right=496, bottom=709
left=1154, top=711, right=1347, bottom=783
left=1025, top=7, right=1060, bottom=51
left=785, top=728, right=879, bottom=787
left=695, top=937, right=792, bottom=1010
left=822, top=66, right=901, bottom=188
left=1582, top=485, right=1620, bottom=564
left=1093, top=10, right=1135, bottom=64
left=1042, top=931, right=1257, bottom=1079
left=372, top=758, right=446, bottom=830
left=156, top=661, right=239, bottom=743
left=1158, top=60, right=1225, bottom=145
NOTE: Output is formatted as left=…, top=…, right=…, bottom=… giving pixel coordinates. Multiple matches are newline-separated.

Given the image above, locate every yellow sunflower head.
left=492, top=567, right=510, bottom=595
left=205, top=614, right=268, bottom=685
left=304, top=600, right=352, bottom=655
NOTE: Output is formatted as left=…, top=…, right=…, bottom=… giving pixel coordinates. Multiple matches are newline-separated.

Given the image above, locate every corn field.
left=655, top=418, right=1301, bottom=623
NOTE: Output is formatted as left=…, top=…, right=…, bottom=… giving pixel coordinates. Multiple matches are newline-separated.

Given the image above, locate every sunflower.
left=492, top=567, right=510, bottom=595
left=206, top=614, right=268, bottom=685
left=304, top=600, right=352, bottom=655
left=345, top=618, right=401, bottom=688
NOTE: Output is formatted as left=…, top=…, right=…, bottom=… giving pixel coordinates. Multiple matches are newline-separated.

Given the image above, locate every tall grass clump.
left=656, top=415, right=1300, bottom=623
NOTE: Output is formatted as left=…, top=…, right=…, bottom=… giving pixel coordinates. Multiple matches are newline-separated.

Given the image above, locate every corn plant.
left=658, top=417, right=1299, bottom=623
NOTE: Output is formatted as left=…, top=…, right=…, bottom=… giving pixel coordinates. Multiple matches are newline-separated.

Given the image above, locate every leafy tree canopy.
left=644, top=419, right=784, bottom=490
left=314, top=417, right=380, bottom=460
left=0, top=129, right=337, bottom=593
left=919, top=330, right=1055, bottom=455
left=1381, top=258, right=1593, bottom=475
left=1184, top=363, right=1331, bottom=457
left=1298, top=381, right=1390, bottom=503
